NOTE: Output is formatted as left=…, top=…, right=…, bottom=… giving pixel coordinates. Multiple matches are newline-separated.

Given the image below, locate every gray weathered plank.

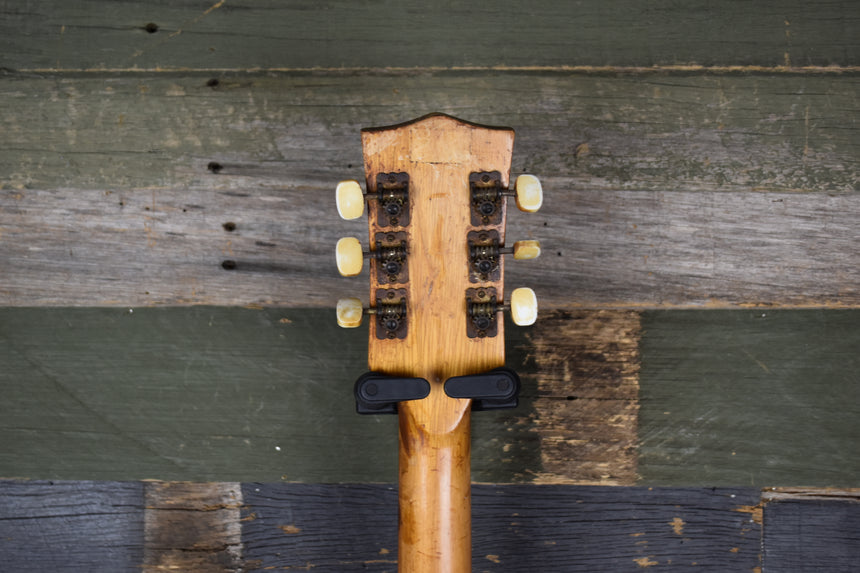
left=638, top=309, right=860, bottom=487
left=2, top=73, right=855, bottom=194
left=2, top=72, right=856, bottom=307
left=2, top=186, right=857, bottom=307
left=1, top=0, right=856, bottom=71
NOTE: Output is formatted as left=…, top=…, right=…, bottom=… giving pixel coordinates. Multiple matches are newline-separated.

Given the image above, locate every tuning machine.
left=468, top=230, right=540, bottom=282
left=336, top=173, right=411, bottom=227
left=336, top=233, right=409, bottom=283
left=466, top=286, right=537, bottom=338
left=470, top=172, right=542, bottom=225
left=336, top=290, right=409, bottom=339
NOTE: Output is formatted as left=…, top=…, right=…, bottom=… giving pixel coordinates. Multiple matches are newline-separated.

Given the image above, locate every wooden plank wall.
left=1, top=1, right=857, bottom=570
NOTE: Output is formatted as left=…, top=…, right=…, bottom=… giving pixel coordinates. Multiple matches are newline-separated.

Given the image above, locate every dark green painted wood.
left=2, top=308, right=858, bottom=485
left=1, top=0, right=856, bottom=71
left=638, top=309, right=860, bottom=487
left=2, top=72, right=855, bottom=193
left=0, top=307, right=539, bottom=483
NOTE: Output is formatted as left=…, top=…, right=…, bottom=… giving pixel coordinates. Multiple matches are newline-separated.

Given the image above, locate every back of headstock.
left=334, top=113, right=542, bottom=572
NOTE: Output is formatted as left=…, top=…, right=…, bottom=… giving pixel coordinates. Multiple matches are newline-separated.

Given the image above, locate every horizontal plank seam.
left=7, top=65, right=860, bottom=75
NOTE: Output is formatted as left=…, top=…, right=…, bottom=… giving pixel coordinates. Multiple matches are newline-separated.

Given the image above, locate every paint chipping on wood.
left=529, top=310, right=640, bottom=485
left=143, top=481, right=242, bottom=572
left=734, top=503, right=764, bottom=525
left=279, top=524, right=302, bottom=534
left=634, top=556, right=658, bottom=567
left=670, top=517, right=685, bottom=535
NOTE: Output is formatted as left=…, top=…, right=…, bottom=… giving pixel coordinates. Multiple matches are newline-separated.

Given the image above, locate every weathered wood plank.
left=1, top=1, right=856, bottom=71
left=762, top=488, right=860, bottom=572
left=638, top=309, right=860, bottom=487
left=144, top=481, right=242, bottom=573
left=2, top=187, right=856, bottom=308
left=1, top=73, right=856, bottom=308
left=0, top=480, right=144, bottom=572
left=528, top=310, right=640, bottom=485
left=2, top=73, right=855, bottom=194
left=0, top=307, right=539, bottom=483
left=0, top=480, right=766, bottom=572
left=241, top=483, right=761, bottom=572
left=1, top=308, right=857, bottom=487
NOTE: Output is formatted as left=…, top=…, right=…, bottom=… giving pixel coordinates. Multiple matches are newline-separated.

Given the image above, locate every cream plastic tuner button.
left=512, top=240, right=541, bottom=260
left=336, top=237, right=364, bottom=276
left=510, top=287, right=538, bottom=326
left=336, top=180, right=365, bottom=220
left=336, top=297, right=364, bottom=328
left=514, top=174, right=543, bottom=213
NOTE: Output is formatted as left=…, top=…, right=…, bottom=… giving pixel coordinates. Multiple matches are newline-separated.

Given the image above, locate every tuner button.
left=512, top=240, right=541, bottom=260
left=336, top=180, right=365, bottom=220
left=510, top=287, right=538, bottom=326
left=336, top=237, right=364, bottom=276
left=336, top=297, right=364, bottom=328
left=514, top=175, right=543, bottom=213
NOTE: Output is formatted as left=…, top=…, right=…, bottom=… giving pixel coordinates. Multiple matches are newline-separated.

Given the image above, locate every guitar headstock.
left=335, top=113, right=542, bottom=414
left=333, top=113, right=542, bottom=571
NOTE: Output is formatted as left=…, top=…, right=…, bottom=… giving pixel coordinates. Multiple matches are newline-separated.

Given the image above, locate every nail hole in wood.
left=221, top=260, right=237, bottom=270
left=208, top=161, right=223, bottom=173
left=207, top=78, right=220, bottom=88
left=144, top=22, right=159, bottom=34
left=222, top=221, right=237, bottom=232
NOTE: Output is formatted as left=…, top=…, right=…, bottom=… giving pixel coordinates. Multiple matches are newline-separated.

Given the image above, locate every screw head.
left=365, top=382, right=379, bottom=396
left=480, top=201, right=495, bottom=216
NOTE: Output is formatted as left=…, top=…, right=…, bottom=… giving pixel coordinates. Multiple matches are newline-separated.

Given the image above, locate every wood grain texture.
left=0, top=480, right=144, bottom=572
left=638, top=309, right=860, bottom=487
left=2, top=307, right=856, bottom=487
left=143, top=481, right=242, bottom=572
left=241, top=483, right=762, bottom=572
left=762, top=488, right=860, bottom=572
left=529, top=310, right=640, bottom=485
left=1, top=73, right=856, bottom=308
left=2, top=73, right=855, bottom=194
left=1, top=0, right=856, bottom=71
left=361, top=114, right=517, bottom=572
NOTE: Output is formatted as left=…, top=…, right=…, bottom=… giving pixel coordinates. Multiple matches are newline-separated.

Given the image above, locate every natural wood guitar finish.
left=361, top=114, right=514, bottom=572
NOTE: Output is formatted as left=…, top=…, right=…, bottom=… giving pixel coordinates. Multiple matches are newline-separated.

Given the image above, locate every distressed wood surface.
left=3, top=187, right=856, bottom=308
left=2, top=73, right=855, bottom=194
left=1, top=307, right=857, bottom=487
left=5, top=481, right=858, bottom=572
left=1, top=0, right=856, bottom=71
left=0, top=480, right=145, bottom=572
left=762, top=488, right=860, bottom=572
left=638, top=310, right=860, bottom=487
left=1, top=72, right=856, bottom=308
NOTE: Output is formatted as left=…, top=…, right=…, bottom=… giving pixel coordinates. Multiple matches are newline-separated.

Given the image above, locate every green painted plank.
left=1, top=73, right=855, bottom=193
left=0, top=307, right=539, bottom=483
left=1, top=0, right=856, bottom=71
left=638, top=309, right=860, bottom=487
left=2, top=308, right=858, bottom=486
